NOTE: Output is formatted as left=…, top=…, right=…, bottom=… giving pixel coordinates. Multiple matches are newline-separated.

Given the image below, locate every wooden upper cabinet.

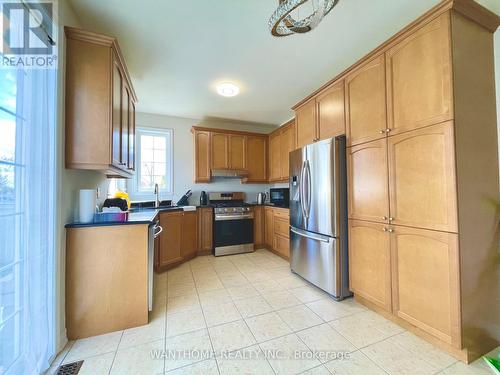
left=387, top=121, right=457, bottom=233
left=280, top=122, right=295, bottom=180
left=295, top=99, right=317, bottom=148
left=181, top=212, right=198, bottom=259
left=111, top=61, right=122, bottom=168
left=269, top=131, right=281, bottom=181
left=347, top=139, right=389, bottom=224
left=245, top=136, right=267, bottom=182
left=345, top=55, right=387, bottom=146
left=391, top=226, right=460, bottom=347
left=211, top=133, right=229, bottom=169
left=386, top=13, right=453, bottom=134
left=317, top=81, right=345, bottom=140
left=349, top=220, right=392, bottom=312
left=128, top=100, right=136, bottom=171
left=229, top=135, right=246, bottom=170
left=65, top=27, right=137, bottom=178
left=193, top=130, right=211, bottom=182
left=121, top=83, right=130, bottom=168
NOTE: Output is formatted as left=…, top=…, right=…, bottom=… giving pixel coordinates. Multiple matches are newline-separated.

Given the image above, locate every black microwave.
left=269, top=188, right=289, bottom=207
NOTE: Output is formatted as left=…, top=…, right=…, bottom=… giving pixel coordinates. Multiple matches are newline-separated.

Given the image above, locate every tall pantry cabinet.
left=348, top=8, right=499, bottom=362
left=293, top=0, right=499, bottom=363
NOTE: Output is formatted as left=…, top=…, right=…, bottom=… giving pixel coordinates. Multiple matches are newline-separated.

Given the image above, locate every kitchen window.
left=132, top=128, right=173, bottom=198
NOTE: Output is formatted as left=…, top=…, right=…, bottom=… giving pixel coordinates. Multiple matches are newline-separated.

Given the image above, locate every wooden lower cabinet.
left=264, top=206, right=275, bottom=249
left=181, top=211, right=198, bottom=259
left=253, top=206, right=265, bottom=248
left=198, top=207, right=213, bottom=253
left=349, top=220, right=461, bottom=349
left=391, top=225, right=461, bottom=347
left=157, top=211, right=183, bottom=270
left=264, top=206, right=290, bottom=260
left=348, top=220, right=392, bottom=312
left=156, top=210, right=198, bottom=271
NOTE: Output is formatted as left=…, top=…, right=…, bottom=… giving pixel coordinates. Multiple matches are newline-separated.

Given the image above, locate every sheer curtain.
left=0, top=11, right=57, bottom=375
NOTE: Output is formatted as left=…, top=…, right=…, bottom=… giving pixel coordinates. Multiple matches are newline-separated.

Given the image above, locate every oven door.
left=214, top=214, right=254, bottom=256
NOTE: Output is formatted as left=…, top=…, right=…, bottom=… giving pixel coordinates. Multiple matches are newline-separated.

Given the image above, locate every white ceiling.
left=67, top=0, right=499, bottom=126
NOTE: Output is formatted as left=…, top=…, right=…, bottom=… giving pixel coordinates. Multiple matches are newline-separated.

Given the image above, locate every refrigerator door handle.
left=305, top=160, right=312, bottom=218
left=291, top=227, right=330, bottom=243
left=299, top=161, right=307, bottom=220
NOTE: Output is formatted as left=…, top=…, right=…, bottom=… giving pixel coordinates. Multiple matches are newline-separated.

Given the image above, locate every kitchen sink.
left=130, top=200, right=173, bottom=210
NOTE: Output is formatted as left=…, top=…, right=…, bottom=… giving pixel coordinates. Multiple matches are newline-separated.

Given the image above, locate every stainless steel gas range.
left=209, top=192, right=254, bottom=256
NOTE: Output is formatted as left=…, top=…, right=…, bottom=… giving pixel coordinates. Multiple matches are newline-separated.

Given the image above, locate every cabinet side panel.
left=451, top=12, right=500, bottom=360
left=65, top=38, right=111, bottom=166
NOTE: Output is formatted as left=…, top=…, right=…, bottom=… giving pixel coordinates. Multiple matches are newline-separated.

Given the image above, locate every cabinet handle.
left=385, top=129, right=392, bottom=133
left=382, top=216, right=387, bottom=220
left=388, top=228, right=394, bottom=233
left=379, top=130, right=385, bottom=134
left=389, top=217, right=394, bottom=221
left=382, top=227, right=388, bottom=232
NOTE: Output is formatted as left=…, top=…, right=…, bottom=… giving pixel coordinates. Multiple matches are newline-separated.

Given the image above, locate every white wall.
left=132, top=112, right=278, bottom=204
left=55, top=0, right=110, bottom=352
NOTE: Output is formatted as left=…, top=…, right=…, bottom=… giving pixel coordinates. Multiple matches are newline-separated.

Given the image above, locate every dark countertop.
left=65, top=203, right=288, bottom=229
left=65, top=206, right=194, bottom=229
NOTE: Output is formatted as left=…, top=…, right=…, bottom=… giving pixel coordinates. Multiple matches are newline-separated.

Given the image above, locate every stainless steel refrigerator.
left=289, top=136, right=351, bottom=300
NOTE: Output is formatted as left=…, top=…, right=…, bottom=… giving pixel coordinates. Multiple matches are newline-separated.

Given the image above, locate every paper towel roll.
left=79, top=189, right=97, bottom=223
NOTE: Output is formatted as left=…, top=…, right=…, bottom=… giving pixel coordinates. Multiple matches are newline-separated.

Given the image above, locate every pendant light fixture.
left=269, top=0, right=339, bottom=37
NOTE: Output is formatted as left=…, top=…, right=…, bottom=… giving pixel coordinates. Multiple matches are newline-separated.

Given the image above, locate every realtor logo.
left=1, top=0, right=58, bottom=68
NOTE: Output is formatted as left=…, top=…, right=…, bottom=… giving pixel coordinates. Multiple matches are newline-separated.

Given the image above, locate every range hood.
left=211, top=169, right=249, bottom=178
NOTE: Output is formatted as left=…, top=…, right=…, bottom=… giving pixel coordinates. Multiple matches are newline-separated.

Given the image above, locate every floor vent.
left=55, top=361, right=83, bottom=375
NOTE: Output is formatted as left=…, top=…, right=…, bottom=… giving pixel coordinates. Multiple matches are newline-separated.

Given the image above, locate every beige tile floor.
left=46, top=249, right=498, bottom=375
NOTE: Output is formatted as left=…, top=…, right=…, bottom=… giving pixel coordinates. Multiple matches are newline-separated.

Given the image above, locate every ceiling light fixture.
left=216, top=82, right=240, bottom=97
left=269, top=0, right=339, bottom=37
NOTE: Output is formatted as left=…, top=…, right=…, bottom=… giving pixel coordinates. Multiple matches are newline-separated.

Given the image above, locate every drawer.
left=274, top=208, right=289, bottom=219
left=274, top=234, right=290, bottom=258
left=274, top=217, right=289, bottom=238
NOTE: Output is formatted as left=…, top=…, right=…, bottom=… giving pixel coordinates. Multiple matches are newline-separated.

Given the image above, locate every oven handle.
left=215, top=214, right=254, bottom=221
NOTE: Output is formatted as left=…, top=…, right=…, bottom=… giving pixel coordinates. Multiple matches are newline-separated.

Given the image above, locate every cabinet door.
left=121, top=85, right=130, bottom=169
left=194, top=130, right=211, bottom=182
left=273, top=234, right=290, bottom=259
left=128, top=99, right=135, bottom=171
left=265, top=207, right=274, bottom=249
left=198, top=207, right=213, bottom=252
left=253, top=206, right=264, bottom=247
left=229, top=135, right=246, bottom=170
left=280, top=123, right=295, bottom=180
left=295, top=99, right=317, bottom=148
left=112, top=61, right=122, bottom=168
left=159, top=212, right=182, bottom=267
left=391, top=226, right=460, bottom=346
left=386, top=14, right=453, bottom=135
left=211, top=133, right=229, bottom=169
left=348, top=220, right=392, bottom=312
left=317, top=81, right=345, bottom=140
left=245, top=136, right=267, bottom=182
left=388, top=122, right=457, bottom=232
left=345, top=55, right=387, bottom=146
left=269, top=132, right=281, bottom=181
left=347, top=139, right=389, bottom=224
left=181, top=211, right=198, bottom=259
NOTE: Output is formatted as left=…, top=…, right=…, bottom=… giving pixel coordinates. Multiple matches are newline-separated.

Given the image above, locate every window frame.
left=130, top=127, right=173, bottom=200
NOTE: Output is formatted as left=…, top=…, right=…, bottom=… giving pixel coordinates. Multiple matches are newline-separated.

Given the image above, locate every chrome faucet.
left=154, top=183, right=160, bottom=208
